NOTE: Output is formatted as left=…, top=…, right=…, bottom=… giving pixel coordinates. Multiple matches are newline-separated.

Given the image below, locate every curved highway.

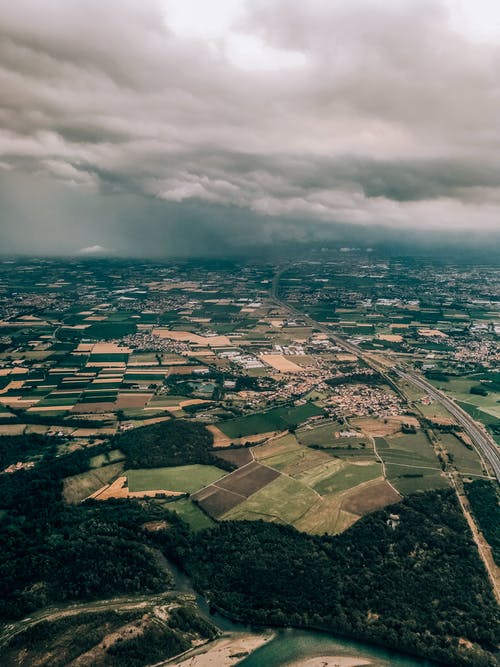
left=271, top=266, right=500, bottom=484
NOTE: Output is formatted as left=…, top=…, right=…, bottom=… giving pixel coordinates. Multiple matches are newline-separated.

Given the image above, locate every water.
left=238, top=629, right=438, bottom=667
left=167, top=560, right=439, bottom=666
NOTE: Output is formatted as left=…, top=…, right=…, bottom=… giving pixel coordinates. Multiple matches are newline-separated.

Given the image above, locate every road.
left=270, top=265, right=500, bottom=484
left=395, top=368, right=500, bottom=483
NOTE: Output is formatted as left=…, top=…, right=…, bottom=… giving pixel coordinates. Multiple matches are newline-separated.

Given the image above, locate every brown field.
left=378, top=334, right=403, bottom=342
left=206, top=424, right=230, bottom=446
left=71, top=402, right=116, bottom=413
left=193, top=462, right=281, bottom=518
left=418, top=328, right=448, bottom=338
left=278, top=448, right=334, bottom=477
left=215, top=462, right=280, bottom=496
left=0, top=423, right=28, bottom=435
left=115, top=393, right=153, bottom=408
left=213, top=448, right=254, bottom=468
left=152, top=329, right=231, bottom=347
left=193, top=485, right=244, bottom=517
left=89, top=476, right=185, bottom=501
left=29, top=404, right=75, bottom=412
left=260, top=354, right=305, bottom=373
left=91, top=343, right=131, bottom=354
left=252, top=433, right=301, bottom=460
left=285, top=355, right=316, bottom=367
left=167, top=365, right=209, bottom=375
left=341, top=478, right=401, bottom=515
left=71, top=426, right=117, bottom=437
left=335, top=354, right=358, bottom=362
left=131, top=416, right=170, bottom=427
left=63, top=462, right=124, bottom=503
left=294, top=495, right=358, bottom=535
left=350, top=416, right=409, bottom=437
left=208, top=425, right=279, bottom=448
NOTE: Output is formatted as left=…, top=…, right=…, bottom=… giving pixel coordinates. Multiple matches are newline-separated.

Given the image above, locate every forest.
left=0, top=439, right=189, bottom=620
left=171, top=490, right=499, bottom=667
left=464, top=480, right=500, bottom=564
left=114, top=419, right=233, bottom=470
left=0, top=429, right=499, bottom=667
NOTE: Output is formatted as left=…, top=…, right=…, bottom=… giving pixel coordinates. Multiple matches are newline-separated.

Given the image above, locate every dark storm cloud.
left=1, top=0, right=500, bottom=255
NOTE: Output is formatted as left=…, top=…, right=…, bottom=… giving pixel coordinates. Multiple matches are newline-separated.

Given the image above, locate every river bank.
left=169, top=632, right=275, bottom=666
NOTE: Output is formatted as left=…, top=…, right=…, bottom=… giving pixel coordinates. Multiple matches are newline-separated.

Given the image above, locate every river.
left=238, top=628, right=438, bottom=666
left=167, top=559, right=440, bottom=667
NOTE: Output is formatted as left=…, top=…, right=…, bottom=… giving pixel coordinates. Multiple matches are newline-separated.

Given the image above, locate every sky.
left=1, top=0, right=500, bottom=256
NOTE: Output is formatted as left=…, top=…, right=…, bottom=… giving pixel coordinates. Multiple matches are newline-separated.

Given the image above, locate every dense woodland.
left=0, top=433, right=62, bottom=469
left=114, top=419, right=233, bottom=470
left=171, top=490, right=500, bottom=667
left=4, top=604, right=218, bottom=667
left=0, top=429, right=499, bottom=666
left=0, top=441, right=186, bottom=619
left=465, top=480, right=500, bottom=564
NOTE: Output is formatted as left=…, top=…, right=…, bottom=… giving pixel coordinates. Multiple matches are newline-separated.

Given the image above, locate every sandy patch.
left=132, top=416, right=171, bottom=426
left=0, top=380, right=25, bottom=394
left=0, top=423, right=28, bottom=435
left=91, top=342, right=132, bottom=354
left=86, top=361, right=127, bottom=368
left=71, top=427, right=117, bottom=437
left=378, top=334, right=403, bottom=343
left=335, top=354, right=358, bottom=362
left=170, top=633, right=273, bottom=667
left=207, top=425, right=232, bottom=447
left=289, top=657, right=371, bottom=667
left=418, top=328, right=448, bottom=338
left=209, top=425, right=279, bottom=448
left=351, top=416, right=417, bottom=437
left=153, top=329, right=231, bottom=347
left=89, top=476, right=184, bottom=501
left=260, top=354, right=305, bottom=372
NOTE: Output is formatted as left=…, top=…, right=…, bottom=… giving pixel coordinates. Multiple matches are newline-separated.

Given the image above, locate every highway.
left=270, top=266, right=500, bottom=484
left=395, top=368, right=500, bottom=483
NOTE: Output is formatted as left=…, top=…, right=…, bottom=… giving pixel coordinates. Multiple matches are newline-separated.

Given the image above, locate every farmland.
left=218, top=403, right=324, bottom=438
left=0, top=250, right=499, bottom=667
left=222, top=475, right=319, bottom=524
left=126, top=464, right=226, bottom=494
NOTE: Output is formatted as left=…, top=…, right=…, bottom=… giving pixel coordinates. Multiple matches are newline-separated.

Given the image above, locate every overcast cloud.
left=1, top=0, right=500, bottom=254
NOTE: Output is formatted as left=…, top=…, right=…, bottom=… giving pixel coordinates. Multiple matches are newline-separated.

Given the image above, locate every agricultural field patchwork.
left=0, top=255, right=498, bottom=544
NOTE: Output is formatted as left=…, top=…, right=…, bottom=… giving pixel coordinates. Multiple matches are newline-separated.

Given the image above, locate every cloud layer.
left=1, top=0, right=500, bottom=253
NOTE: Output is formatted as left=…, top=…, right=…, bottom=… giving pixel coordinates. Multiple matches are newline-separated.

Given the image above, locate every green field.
left=159, top=497, right=215, bottom=531
left=222, top=475, right=318, bottom=525
left=89, top=449, right=126, bottom=468
left=457, top=401, right=500, bottom=427
left=386, top=465, right=449, bottom=495
left=438, top=434, right=484, bottom=476
left=253, top=433, right=302, bottom=461
left=126, top=464, right=225, bottom=494
left=63, top=462, right=124, bottom=503
left=378, top=432, right=439, bottom=467
left=430, top=377, right=500, bottom=419
left=313, top=461, right=382, bottom=495
left=219, top=403, right=324, bottom=438
left=296, top=422, right=342, bottom=446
